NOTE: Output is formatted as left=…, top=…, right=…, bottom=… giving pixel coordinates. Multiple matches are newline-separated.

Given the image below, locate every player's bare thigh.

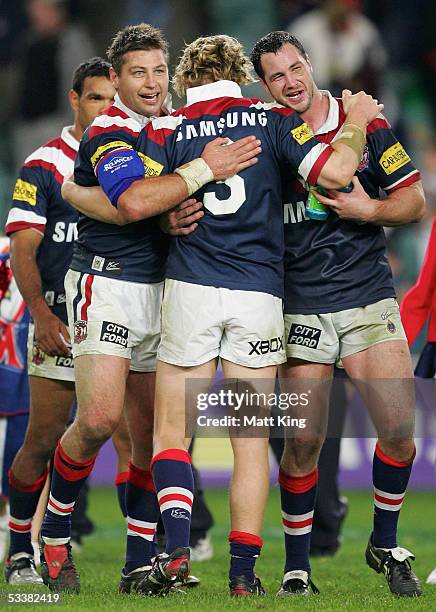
left=342, top=340, right=415, bottom=460
left=222, top=360, right=275, bottom=535
left=124, top=370, right=155, bottom=469
left=279, top=358, right=334, bottom=475
left=74, top=354, right=129, bottom=427
left=153, top=358, right=217, bottom=455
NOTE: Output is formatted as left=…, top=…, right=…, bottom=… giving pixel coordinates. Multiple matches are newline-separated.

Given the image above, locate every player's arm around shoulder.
left=317, top=90, right=384, bottom=189
left=61, top=176, right=126, bottom=225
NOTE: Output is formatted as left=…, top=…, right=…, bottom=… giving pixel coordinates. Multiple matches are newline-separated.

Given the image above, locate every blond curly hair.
left=173, top=35, right=255, bottom=97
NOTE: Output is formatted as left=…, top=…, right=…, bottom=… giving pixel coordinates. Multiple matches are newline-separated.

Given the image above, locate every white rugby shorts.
left=284, top=298, right=407, bottom=364
left=158, top=279, right=286, bottom=368
left=27, top=322, right=75, bottom=382
left=65, top=270, right=163, bottom=372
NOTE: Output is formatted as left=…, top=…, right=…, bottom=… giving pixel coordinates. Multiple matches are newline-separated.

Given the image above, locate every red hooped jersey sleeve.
left=366, top=115, right=421, bottom=193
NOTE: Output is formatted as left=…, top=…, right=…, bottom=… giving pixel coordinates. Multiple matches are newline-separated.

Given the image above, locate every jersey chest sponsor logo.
left=379, top=143, right=410, bottom=175
left=287, top=323, right=321, bottom=348
left=138, top=152, right=164, bottom=177
left=175, top=111, right=268, bottom=141
left=248, top=336, right=283, bottom=355
left=291, top=122, right=313, bottom=145
left=55, top=355, right=74, bottom=368
left=100, top=321, right=128, bottom=346
left=52, top=222, right=78, bottom=243
left=13, top=179, right=37, bottom=206
left=284, top=201, right=308, bottom=224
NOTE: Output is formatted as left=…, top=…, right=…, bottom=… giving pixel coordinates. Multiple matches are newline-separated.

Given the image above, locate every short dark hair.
left=72, top=57, right=111, bottom=96
left=250, top=31, right=308, bottom=81
left=107, top=23, right=169, bottom=75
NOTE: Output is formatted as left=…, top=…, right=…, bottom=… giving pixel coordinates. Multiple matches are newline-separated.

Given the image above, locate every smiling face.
left=260, top=43, right=315, bottom=114
left=112, top=49, right=169, bottom=117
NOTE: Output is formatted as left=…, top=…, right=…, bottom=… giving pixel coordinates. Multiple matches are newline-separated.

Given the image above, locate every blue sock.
left=41, top=442, right=96, bottom=544
left=229, top=531, right=262, bottom=581
left=151, top=449, right=193, bottom=554
left=124, top=461, right=159, bottom=572
left=372, top=443, right=414, bottom=548
left=115, top=471, right=128, bottom=517
left=279, top=467, right=318, bottom=574
left=8, top=468, right=48, bottom=557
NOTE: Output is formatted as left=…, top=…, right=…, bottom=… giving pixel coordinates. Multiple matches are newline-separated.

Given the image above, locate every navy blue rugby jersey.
left=72, top=94, right=168, bottom=284
left=283, top=92, right=421, bottom=314
left=136, top=80, right=334, bottom=298
left=5, top=127, right=79, bottom=323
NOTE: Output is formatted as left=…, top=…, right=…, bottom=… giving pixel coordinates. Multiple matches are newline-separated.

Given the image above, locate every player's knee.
left=26, top=426, right=64, bottom=458
left=78, top=414, right=120, bottom=446
left=282, top=436, right=323, bottom=471
left=378, top=438, right=415, bottom=463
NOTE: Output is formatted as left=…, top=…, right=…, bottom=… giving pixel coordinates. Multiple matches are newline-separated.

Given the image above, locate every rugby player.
left=88, top=34, right=381, bottom=596
left=4, top=58, right=115, bottom=586
left=39, top=24, right=260, bottom=595
left=249, top=31, right=425, bottom=597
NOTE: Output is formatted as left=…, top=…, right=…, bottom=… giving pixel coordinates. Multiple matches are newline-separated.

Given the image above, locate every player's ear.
left=306, top=55, right=314, bottom=74
left=109, top=66, right=119, bottom=90
left=68, top=89, right=79, bottom=113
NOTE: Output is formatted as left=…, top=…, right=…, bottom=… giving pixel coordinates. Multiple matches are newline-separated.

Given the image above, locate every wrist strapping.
left=333, top=123, right=366, bottom=160
left=174, top=158, right=214, bottom=196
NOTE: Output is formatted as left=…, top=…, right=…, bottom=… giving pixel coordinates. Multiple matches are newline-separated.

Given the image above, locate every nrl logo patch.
left=387, top=320, right=396, bottom=334
left=32, top=346, right=45, bottom=365
left=74, top=320, right=88, bottom=344
left=357, top=144, right=369, bottom=172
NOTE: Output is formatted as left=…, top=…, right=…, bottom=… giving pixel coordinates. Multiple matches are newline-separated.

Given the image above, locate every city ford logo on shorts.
left=55, top=356, right=74, bottom=368
left=100, top=321, right=128, bottom=346
left=287, top=324, right=321, bottom=348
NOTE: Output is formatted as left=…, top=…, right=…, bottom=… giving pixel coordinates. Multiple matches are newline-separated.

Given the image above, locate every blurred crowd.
left=0, top=0, right=434, bottom=349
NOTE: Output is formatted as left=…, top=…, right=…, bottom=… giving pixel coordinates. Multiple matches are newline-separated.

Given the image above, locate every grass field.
left=1, top=487, right=435, bottom=610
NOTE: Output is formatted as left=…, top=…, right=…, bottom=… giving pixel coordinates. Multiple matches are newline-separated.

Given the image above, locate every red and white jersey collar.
left=113, top=93, right=173, bottom=127
left=314, top=91, right=340, bottom=135
left=60, top=126, right=80, bottom=152
left=186, top=80, right=243, bottom=106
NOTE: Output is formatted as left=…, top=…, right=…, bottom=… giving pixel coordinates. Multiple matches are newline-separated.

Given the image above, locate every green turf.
left=1, top=487, right=435, bottom=610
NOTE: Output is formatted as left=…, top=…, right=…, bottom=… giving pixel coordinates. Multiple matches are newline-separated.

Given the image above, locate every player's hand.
left=33, top=310, right=71, bottom=357
left=311, top=176, right=376, bottom=222
left=201, top=136, right=261, bottom=180
left=342, top=89, right=384, bottom=125
left=159, top=199, right=204, bottom=236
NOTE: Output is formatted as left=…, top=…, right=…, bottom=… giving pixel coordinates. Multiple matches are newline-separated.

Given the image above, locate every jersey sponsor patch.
left=287, top=323, right=321, bottom=349
left=248, top=336, right=283, bottom=355
left=13, top=179, right=37, bottom=206
left=138, top=153, right=164, bottom=177
left=90, top=140, right=132, bottom=168
left=379, top=143, right=410, bottom=175
left=291, top=123, right=313, bottom=145
left=55, top=355, right=74, bottom=368
left=100, top=321, right=128, bottom=346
